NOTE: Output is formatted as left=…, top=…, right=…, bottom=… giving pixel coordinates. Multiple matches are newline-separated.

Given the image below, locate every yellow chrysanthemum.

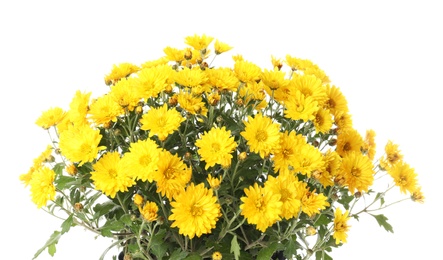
left=333, top=207, right=351, bottom=244
left=59, top=124, right=106, bottom=166
left=140, top=104, right=185, bottom=141
left=153, top=150, right=192, bottom=200
left=261, top=68, right=289, bottom=92
left=133, top=194, right=144, bottom=207
left=139, top=201, right=159, bottom=222
left=206, top=67, right=239, bottom=92
left=177, top=91, right=208, bottom=115
left=380, top=140, right=403, bottom=170
left=388, top=161, right=418, bottom=194
left=265, top=174, right=301, bottom=220
left=313, top=108, right=333, bottom=134
left=109, top=77, right=142, bottom=111
left=272, top=131, right=307, bottom=174
left=212, top=251, right=223, bottom=260
left=88, top=94, right=124, bottom=126
left=120, top=139, right=160, bottom=182
left=29, top=166, right=56, bottom=208
left=238, top=81, right=268, bottom=109
left=234, top=60, right=262, bottom=83
left=214, top=40, right=232, bottom=55
left=136, top=64, right=173, bottom=99
left=141, top=57, right=169, bottom=69
left=169, top=183, right=221, bottom=239
left=271, top=55, right=283, bottom=70
left=35, top=107, right=66, bottom=129
left=292, top=143, right=325, bottom=177
left=411, top=186, right=425, bottom=203
left=299, top=183, right=330, bottom=217
left=289, top=74, right=327, bottom=106
left=104, top=62, right=140, bottom=86
left=184, top=34, right=214, bottom=51
left=68, top=90, right=91, bottom=126
left=363, top=129, right=377, bottom=160
left=335, top=128, right=364, bottom=157
left=324, top=84, right=349, bottom=116
left=90, top=151, right=135, bottom=198
left=303, top=66, right=330, bottom=85
left=313, top=150, right=341, bottom=187
left=195, top=126, right=237, bottom=169
left=240, top=183, right=282, bottom=232
left=285, top=55, right=313, bottom=71
left=241, top=113, right=280, bottom=158
left=174, top=67, right=209, bottom=92
left=334, top=111, right=353, bottom=134
left=206, top=174, right=222, bottom=190
left=284, top=90, right=319, bottom=122
left=163, top=46, right=185, bottom=63
left=339, top=151, right=374, bottom=194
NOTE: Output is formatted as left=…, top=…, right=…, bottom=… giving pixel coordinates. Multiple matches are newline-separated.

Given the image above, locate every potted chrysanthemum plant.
left=21, top=34, right=424, bottom=260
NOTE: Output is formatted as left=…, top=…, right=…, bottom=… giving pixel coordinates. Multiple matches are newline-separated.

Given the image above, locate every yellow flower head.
left=133, top=194, right=144, bottom=207
left=313, top=150, right=341, bottom=187
left=313, top=108, right=333, bottom=134
left=214, top=40, right=232, bottom=55
left=234, top=60, right=262, bottom=83
left=195, top=126, right=237, bottom=169
left=324, top=84, right=349, bottom=115
left=185, top=34, right=214, bottom=51
left=284, top=90, right=319, bottom=122
left=163, top=46, right=185, bottom=63
left=299, top=184, right=330, bottom=217
left=136, top=64, right=173, bottom=99
left=139, top=201, right=159, bottom=222
left=261, top=68, right=289, bottom=92
left=333, top=207, right=351, bottom=244
left=240, top=183, right=282, bottom=232
left=380, top=140, right=403, bottom=170
left=292, top=143, right=325, bottom=177
left=109, top=77, right=142, bottom=112
left=120, top=139, right=161, bottom=183
left=388, top=161, right=419, bottom=194
left=265, top=175, right=301, bottom=220
left=29, top=166, right=56, bottom=208
left=206, top=67, right=239, bottom=92
left=88, top=94, right=124, bottom=126
left=207, top=174, right=222, bottom=190
left=177, top=91, right=208, bottom=115
left=90, top=151, right=135, bottom=198
left=153, top=150, right=192, bottom=200
left=411, top=186, right=425, bottom=203
left=272, top=131, right=307, bottom=174
left=104, top=62, right=140, bottom=86
left=68, top=90, right=91, bottom=126
left=140, top=104, right=185, bottom=141
left=335, top=128, right=364, bottom=157
left=169, top=183, right=221, bottom=239
left=212, top=251, right=222, bottom=260
left=59, top=124, right=106, bottom=166
left=363, top=129, right=377, bottom=160
left=35, top=107, right=66, bottom=129
left=241, top=113, right=280, bottom=159
left=339, top=151, right=374, bottom=194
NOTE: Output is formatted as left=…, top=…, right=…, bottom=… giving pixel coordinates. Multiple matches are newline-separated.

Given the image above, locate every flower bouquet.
left=21, top=34, right=424, bottom=260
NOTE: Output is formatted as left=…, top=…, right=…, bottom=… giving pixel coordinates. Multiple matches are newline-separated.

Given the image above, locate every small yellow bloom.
left=35, top=107, right=66, bottom=129
left=195, top=126, right=237, bottom=169
left=207, top=174, right=222, bottom=190
left=133, top=194, right=144, bottom=207
left=139, top=201, right=159, bottom=222
left=214, top=40, right=232, bottom=55
left=333, top=207, right=351, bottom=244
left=212, top=251, right=222, bottom=260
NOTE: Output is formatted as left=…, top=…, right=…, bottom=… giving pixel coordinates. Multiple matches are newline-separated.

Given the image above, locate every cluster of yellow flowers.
left=21, top=34, right=424, bottom=260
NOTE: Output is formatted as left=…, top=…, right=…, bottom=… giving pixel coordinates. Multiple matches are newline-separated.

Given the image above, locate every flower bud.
left=123, top=254, right=132, bottom=260
left=66, top=164, right=78, bottom=176
left=133, top=194, right=144, bottom=206
left=354, top=191, right=362, bottom=198
left=74, top=203, right=83, bottom=212
left=183, top=152, right=192, bottom=161
left=306, top=226, right=317, bottom=236
left=103, top=121, right=112, bottom=129
left=135, top=105, right=143, bottom=115
left=169, top=95, right=178, bottom=106
left=113, top=128, right=121, bottom=136
left=328, top=139, right=337, bottom=146
left=238, top=152, right=247, bottom=161
left=184, top=48, right=193, bottom=60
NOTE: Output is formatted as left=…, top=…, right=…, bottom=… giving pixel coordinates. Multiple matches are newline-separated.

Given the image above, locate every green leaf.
left=150, top=229, right=168, bottom=259
left=33, top=231, right=62, bottom=259
left=169, top=249, right=189, bottom=260
left=230, top=235, right=241, bottom=260
left=314, top=213, right=331, bottom=227
left=257, top=242, right=284, bottom=259
left=61, top=214, right=74, bottom=234
left=283, top=234, right=300, bottom=258
left=372, top=214, right=394, bottom=233
left=52, top=163, right=65, bottom=175
left=315, top=250, right=333, bottom=260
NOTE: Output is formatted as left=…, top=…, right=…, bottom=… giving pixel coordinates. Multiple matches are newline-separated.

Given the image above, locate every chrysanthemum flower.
left=324, top=84, right=349, bottom=116
left=35, top=107, right=66, bottom=129
left=380, top=140, right=403, bottom=170
left=133, top=194, right=144, bottom=207
left=411, top=186, right=425, bottom=203
left=334, top=111, right=353, bottom=134
left=212, top=251, right=223, bottom=260
left=169, top=183, right=221, bottom=239
left=153, top=150, right=192, bottom=200
left=59, top=124, right=106, bottom=166
left=240, top=183, right=282, bottom=232
left=388, top=161, right=418, bottom=194
left=285, top=55, right=313, bottom=71
left=332, top=207, right=351, bottom=244
left=29, top=166, right=56, bottom=208
left=136, top=64, right=173, bottom=99
left=292, top=143, right=325, bottom=177
left=313, top=150, right=341, bottom=187
left=177, top=91, right=208, bottom=115
left=272, top=131, right=307, bottom=174
left=139, top=201, right=159, bottom=222
left=339, top=151, right=374, bottom=194
left=88, top=94, right=124, bottom=126
left=206, top=67, right=239, bottom=92
left=195, top=127, right=237, bottom=169
left=163, top=46, right=185, bottom=63
left=335, top=128, right=364, bottom=157
left=140, top=104, right=185, bottom=141
left=109, top=77, right=142, bottom=111
left=289, top=74, right=327, bottom=106
left=120, top=139, right=161, bottom=182
left=184, top=34, right=214, bottom=51
left=284, top=90, right=319, bottom=122
left=104, top=62, right=140, bottom=86
left=363, top=129, right=377, bottom=160
left=206, top=174, right=222, bottom=190
left=299, top=183, right=330, bottom=217
left=313, top=108, right=333, bottom=134
left=265, top=174, right=301, bottom=220
left=234, top=60, right=262, bottom=83
left=214, top=40, right=232, bottom=55
left=241, top=113, right=280, bottom=158
left=90, top=151, right=135, bottom=198
left=238, top=81, right=268, bottom=109
left=261, top=68, right=289, bottom=92
left=68, top=90, right=91, bottom=126
left=174, top=67, right=209, bottom=94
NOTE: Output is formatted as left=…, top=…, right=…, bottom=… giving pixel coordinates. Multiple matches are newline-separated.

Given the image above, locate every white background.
left=1, top=1, right=441, bottom=259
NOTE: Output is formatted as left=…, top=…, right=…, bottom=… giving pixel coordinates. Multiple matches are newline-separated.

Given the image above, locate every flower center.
left=211, top=142, right=221, bottom=152
left=351, top=167, right=361, bottom=177
left=165, top=168, right=175, bottom=179
left=256, top=130, right=268, bottom=142
left=191, top=204, right=203, bottom=216
left=139, top=155, right=152, bottom=166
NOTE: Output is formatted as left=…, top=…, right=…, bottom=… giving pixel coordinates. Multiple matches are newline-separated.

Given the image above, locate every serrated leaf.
left=230, top=235, right=241, bottom=260
left=315, top=250, right=333, bottom=260
left=184, top=254, right=202, bottom=260
left=372, top=214, right=394, bottom=233
left=150, top=229, right=167, bottom=259
left=169, top=249, right=189, bottom=260
left=32, top=231, right=62, bottom=259
left=61, top=214, right=74, bottom=234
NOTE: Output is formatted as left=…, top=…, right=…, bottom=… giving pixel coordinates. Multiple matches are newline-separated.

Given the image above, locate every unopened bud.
left=306, top=226, right=317, bottom=236
left=184, top=48, right=193, bottom=60
left=238, top=152, right=247, bottom=161
left=74, top=203, right=83, bottom=212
